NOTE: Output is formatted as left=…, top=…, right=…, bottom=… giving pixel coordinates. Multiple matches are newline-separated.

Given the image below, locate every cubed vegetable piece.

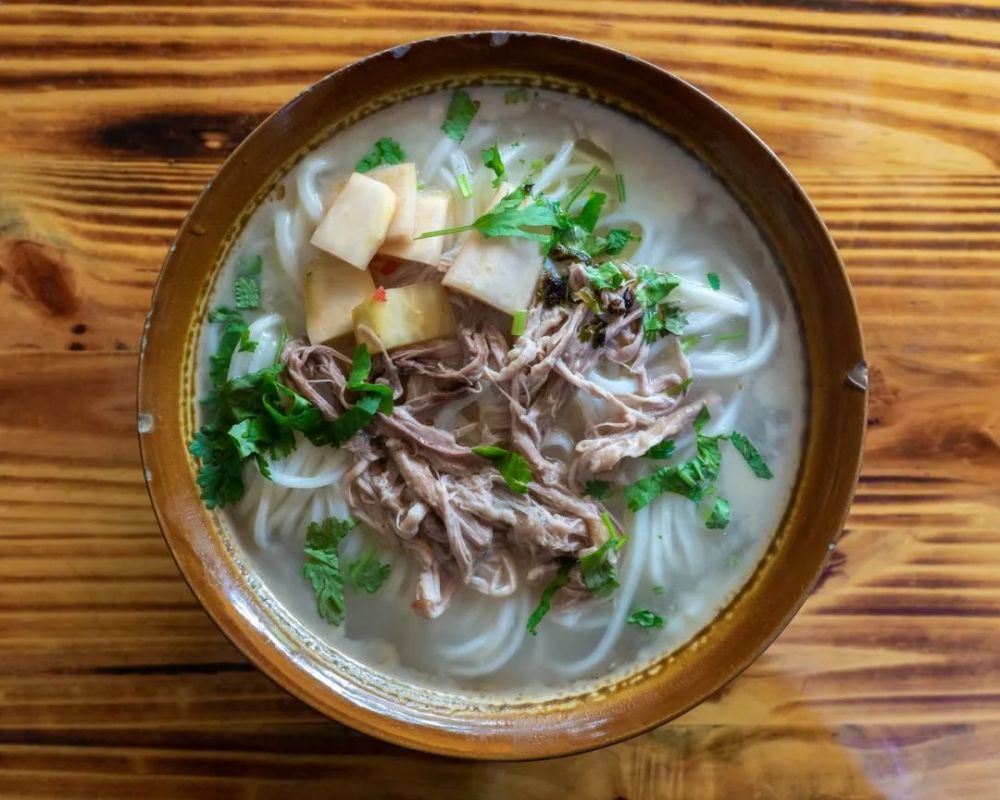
left=304, top=253, right=376, bottom=345
left=310, top=172, right=397, bottom=269
left=369, top=162, right=417, bottom=242
left=352, top=283, right=457, bottom=350
left=442, top=233, right=544, bottom=315
left=379, top=190, right=451, bottom=265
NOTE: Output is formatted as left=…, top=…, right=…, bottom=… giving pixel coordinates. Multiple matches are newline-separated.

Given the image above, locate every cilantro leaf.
left=481, top=142, right=506, bottom=188
left=590, top=228, right=633, bottom=257
left=355, top=137, right=406, bottom=173
left=645, top=439, right=676, bottom=459
left=188, top=427, right=245, bottom=509
left=693, top=404, right=711, bottom=433
left=584, top=261, right=626, bottom=291
left=625, top=460, right=705, bottom=511
left=666, top=377, right=692, bottom=397
left=730, top=432, right=773, bottom=479
left=472, top=445, right=533, bottom=494
left=707, top=272, right=721, bottom=291
left=526, top=559, right=573, bottom=635
left=442, top=90, right=479, bottom=142
left=705, top=497, right=731, bottom=529
left=417, top=183, right=560, bottom=243
left=302, top=517, right=355, bottom=625
left=634, top=267, right=685, bottom=343
left=206, top=308, right=251, bottom=392
left=576, top=191, right=606, bottom=233
left=190, top=336, right=391, bottom=508
left=346, top=547, right=392, bottom=594
left=579, top=513, right=627, bottom=597
left=627, top=609, right=665, bottom=629
left=347, top=343, right=372, bottom=385
left=583, top=479, right=612, bottom=500
left=634, top=266, right=680, bottom=308
left=234, top=275, right=260, bottom=310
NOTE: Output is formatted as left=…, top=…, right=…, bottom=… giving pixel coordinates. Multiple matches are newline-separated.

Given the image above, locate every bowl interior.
left=138, top=31, right=866, bottom=760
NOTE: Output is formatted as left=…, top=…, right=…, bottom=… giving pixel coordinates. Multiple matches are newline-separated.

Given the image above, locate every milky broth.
left=198, top=87, right=806, bottom=693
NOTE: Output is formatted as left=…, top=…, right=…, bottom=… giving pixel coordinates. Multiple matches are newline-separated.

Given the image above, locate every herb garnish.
left=583, top=479, right=612, bottom=500
left=624, top=405, right=771, bottom=526
left=526, top=559, right=573, bottom=635
left=481, top=142, right=506, bottom=188
left=579, top=513, right=627, bottom=597
left=680, top=334, right=701, bottom=352
left=705, top=497, right=731, bottom=529
left=627, top=609, right=665, bottom=629
left=346, top=547, right=392, bottom=594
left=729, top=432, right=773, bottom=479
left=666, top=377, right=693, bottom=397
left=471, top=445, right=533, bottom=494
left=417, top=183, right=559, bottom=243
left=189, top=329, right=391, bottom=508
left=511, top=309, right=528, bottom=337
left=302, top=517, right=355, bottom=625
left=707, top=272, right=721, bottom=291
left=442, top=90, right=479, bottom=142
left=635, top=266, right=686, bottom=343
left=456, top=173, right=473, bottom=199
left=645, top=439, right=676, bottom=459
left=355, top=137, right=406, bottom=173
left=615, top=173, right=627, bottom=203
left=234, top=254, right=262, bottom=310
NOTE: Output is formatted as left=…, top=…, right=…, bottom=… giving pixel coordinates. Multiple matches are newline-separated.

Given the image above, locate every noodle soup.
left=193, top=87, right=805, bottom=692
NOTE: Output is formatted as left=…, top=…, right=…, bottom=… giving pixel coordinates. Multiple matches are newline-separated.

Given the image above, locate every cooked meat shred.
left=282, top=261, right=705, bottom=617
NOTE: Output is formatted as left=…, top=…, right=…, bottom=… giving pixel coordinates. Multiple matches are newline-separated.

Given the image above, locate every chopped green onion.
left=564, top=166, right=600, bottom=210
left=615, top=173, right=626, bottom=202
left=456, top=173, right=473, bottom=199
left=707, top=272, right=721, bottom=291
left=511, top=309, right=528, bottom=337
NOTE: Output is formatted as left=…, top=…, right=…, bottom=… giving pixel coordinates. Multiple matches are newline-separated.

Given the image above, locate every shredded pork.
left=282, top=262, right=706, bottom=617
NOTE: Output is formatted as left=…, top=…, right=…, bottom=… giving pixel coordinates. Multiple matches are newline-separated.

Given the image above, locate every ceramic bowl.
left=138, top=31, right=866, bottom=760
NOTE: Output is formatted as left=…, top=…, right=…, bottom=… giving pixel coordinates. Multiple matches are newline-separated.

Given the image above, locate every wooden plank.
left=1, top=0, right=999, bottom=795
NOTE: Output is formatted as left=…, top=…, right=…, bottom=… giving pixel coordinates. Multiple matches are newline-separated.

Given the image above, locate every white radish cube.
left=352, top=283, right=457, bottom=351
left=369, top=162, right=417, bottom=242
left=310, top=172, right=397, bottom=269
left=442, top=233, right=543, bottom=315
left=380, top=190, right=451, bottom=266
left=304, top=253, right=377, bottom=344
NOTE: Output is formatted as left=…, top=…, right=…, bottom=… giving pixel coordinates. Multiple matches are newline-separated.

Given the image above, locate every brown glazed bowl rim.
left=138, top=31, right=866, bottom=760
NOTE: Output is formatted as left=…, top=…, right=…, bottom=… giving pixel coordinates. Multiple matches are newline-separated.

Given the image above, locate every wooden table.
left=1, top=1, right=998, bottom=797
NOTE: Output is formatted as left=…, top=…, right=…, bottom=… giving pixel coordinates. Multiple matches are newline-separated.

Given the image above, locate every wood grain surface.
left=1, top=1, right=998, bottom=797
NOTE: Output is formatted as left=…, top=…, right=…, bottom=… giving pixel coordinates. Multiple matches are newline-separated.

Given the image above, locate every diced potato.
left=442, top=233, right=543, bottom=315
left=304, top=253, right=376, bottom=345
left=379, top=190, right=451, bottom=265
left=352, top=283, right=457, bottom=351
left=369, top=162, right=417, bottom=242
left=310, top=172, right=397, bottom=269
